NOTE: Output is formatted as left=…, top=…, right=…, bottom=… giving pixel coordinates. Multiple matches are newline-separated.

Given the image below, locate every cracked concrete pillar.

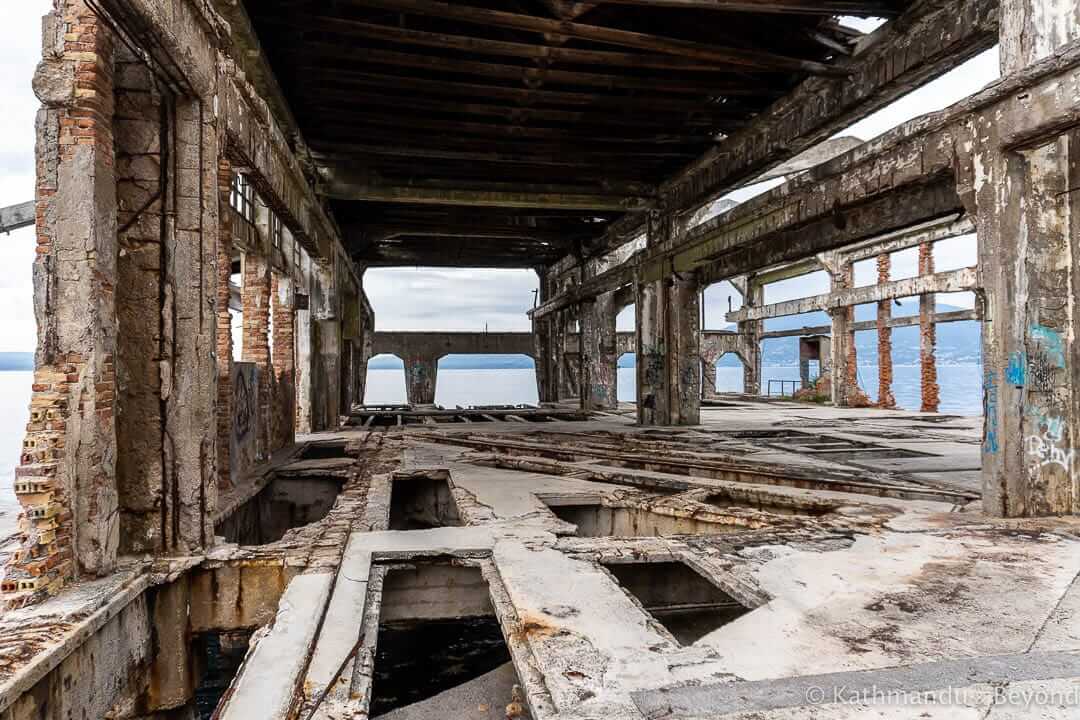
left=701, top=358, right=719, bottom=399
left=877, top=254, right=896, bottom=408
left=635, top=274, right=700, bottom=426
left=969, top=0, right=1080, bottom=516
left=826, top=260, right=859, bottom=407
left=404, top=354, right=439, bottom=406
left=739, top=278, right=763, bottom=396
left=918, top=243, right=940, bottom=413
left=532, top=316, right=556, bottom=404
left=580, top=291, right=618, bottom=410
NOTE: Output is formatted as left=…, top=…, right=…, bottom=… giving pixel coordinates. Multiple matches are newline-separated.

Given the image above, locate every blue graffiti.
left=1006, top=352, right=1026, bottom=387
left=983, top=369, right=999, bottom=454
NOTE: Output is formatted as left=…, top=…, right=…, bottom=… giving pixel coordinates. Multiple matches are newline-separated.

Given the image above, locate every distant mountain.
left=0, top=353, right=33, bottom=371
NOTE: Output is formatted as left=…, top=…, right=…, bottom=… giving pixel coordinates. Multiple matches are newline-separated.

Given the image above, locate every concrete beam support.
left=824, top=259, right=860, bottom=408
left=580, top=291, right=618, bottom=410
left=635, top=274, right=701, bottom=425
left=975, top=0, right=1080, bottom=517
left=635, top=278, right=668, bottom=425
left=738, top=279, right=763, bottom=396
left=877, top=255, right=896, bottom=408
left=404, top=354, right=439, bottom=406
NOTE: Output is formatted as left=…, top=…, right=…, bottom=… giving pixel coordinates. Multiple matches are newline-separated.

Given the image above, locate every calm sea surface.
left=0, top=365, right=983, bottom=530
left=364, top=364, right=984, bottom=415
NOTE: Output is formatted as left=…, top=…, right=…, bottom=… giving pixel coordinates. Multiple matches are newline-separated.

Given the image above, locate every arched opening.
left=435, top=354, right=536, bottom=407
left=364, top=354, right=407, bottom=405
left=713, top=352, right=747, bottom=394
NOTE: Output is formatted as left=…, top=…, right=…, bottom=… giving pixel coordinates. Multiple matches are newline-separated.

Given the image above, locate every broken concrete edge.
left=0, top=568, right=149, bottom=713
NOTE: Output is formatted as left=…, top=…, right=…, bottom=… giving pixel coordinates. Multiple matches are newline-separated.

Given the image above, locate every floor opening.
left=193, top=630, right=252, bottom=719
left=545, top=500, right=752, bottom=537
left=297, top=440, right=349, bottom=460
left=216, top=474, right=342, bottom=545
left=604, top=560, right=751, bottom=645
left=371, top=563, right=527, bottom=719
left=704, top=488, right=837, bottom=516
left=388, top=471, right=463, bottom=530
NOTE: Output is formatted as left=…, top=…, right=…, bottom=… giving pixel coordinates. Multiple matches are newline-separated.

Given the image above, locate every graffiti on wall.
left=231, top=362, right=260, bottom=481
left=983, top=369, right=999, bottom=454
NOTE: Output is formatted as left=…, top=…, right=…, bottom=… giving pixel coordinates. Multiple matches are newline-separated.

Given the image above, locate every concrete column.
left=701, top=358, right=719, bottom=399
left=241, top=252, right=272, bottom=458
left=971, top=0, right=1080, bottom=516
left=532, top=317, right=556, bottom=404
left=669, top=275, right=701, bottom=425
left=580, top=291, right=618, bottom=410
left=636, top=274, right=700, bottom=426
left=827, top=261, right=859, bottom=407
left=404, top=354, right=439, bottom=406
left=635, top=278, right=668, bottom=425
left=877, top=254, right=896, bottom=408
left=918, top=243, right=940, bottom=412
left=739, top=279, right=763, bottom=395
left=271, top=275, right=296, bottom=451
left=295, top=291, right=313, bottom=434
left=4, top=2, right=120, bottom=600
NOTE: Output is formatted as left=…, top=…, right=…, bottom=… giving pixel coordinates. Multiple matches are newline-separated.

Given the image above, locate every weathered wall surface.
left=230, top=363, right=260, bottom=484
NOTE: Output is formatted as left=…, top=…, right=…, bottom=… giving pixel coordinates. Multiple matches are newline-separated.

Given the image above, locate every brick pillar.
left=242, top=253, right=271, bottom=458
left=918, top=243, right=940, bottom=413
left=877, top=254, right=896, bottom=408
left=216, top=160, right=234, bottom=488
left=271, top=274, right=296, bottom=450
left=4, top=1, right=119, bottom=602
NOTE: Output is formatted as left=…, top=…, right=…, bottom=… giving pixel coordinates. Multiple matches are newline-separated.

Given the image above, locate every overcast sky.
left=0, top=7, right=998, bottom=347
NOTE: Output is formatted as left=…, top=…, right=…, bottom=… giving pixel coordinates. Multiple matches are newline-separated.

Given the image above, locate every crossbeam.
left=727, top=268, right=978, bottom=323
left=0, top=202, right=34, bottom=234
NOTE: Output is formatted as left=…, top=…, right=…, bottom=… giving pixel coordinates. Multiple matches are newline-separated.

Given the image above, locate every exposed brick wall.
left=876, top=254, right=896, bottom=408
left=271, top=274, right=296, bottom=451
left=919, top=242, right=940, bottom=412
left=4, top=1, right=117, bottom=603
left=241, top=253, right=271, bottom=458
left=216, top=160, right=234, bottom=489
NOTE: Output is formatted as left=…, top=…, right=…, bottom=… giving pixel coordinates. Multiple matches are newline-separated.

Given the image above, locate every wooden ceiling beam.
left=293, top=47, right=768, bottom=96
left=590, top=0, right=899, bottom=15
left=319, top=181, right=654, bottom=211
left=297, top=70, right=738, bottom=112
left=342, top=0, right=847, bottom=75
left=308, top=144, right=691, bottom=168
left=283, top=16, right=735, bottom=72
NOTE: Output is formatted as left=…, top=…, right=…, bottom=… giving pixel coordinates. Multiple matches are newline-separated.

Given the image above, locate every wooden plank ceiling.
left=244, top=0, right=907, bottom=268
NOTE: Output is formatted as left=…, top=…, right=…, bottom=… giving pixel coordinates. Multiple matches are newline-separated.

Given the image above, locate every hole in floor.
left=216, top=474, right=342, bottom=545
left=604, top=560, right=751, bottom=645
left=546, top=501, right=753, bottom=537
left=388, top=471, right=463, bottom=530
left=371, top=563, right=527, bottom=718
left=193, top=630, right=252, bottom=719
left=297, top=440, right=349, bottom=460
left=704, top=488, right=837, bottom=516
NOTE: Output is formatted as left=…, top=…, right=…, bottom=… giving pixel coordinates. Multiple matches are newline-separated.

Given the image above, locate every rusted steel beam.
left=341, top=0, right=846, bottom=75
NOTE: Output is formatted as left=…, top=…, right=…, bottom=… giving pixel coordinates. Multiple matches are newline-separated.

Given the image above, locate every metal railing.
left=766, top=379, right=801, bottom=397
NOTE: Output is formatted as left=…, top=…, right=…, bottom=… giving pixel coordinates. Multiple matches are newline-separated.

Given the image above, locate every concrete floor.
left=4, top=397, right=1080, bottom=719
